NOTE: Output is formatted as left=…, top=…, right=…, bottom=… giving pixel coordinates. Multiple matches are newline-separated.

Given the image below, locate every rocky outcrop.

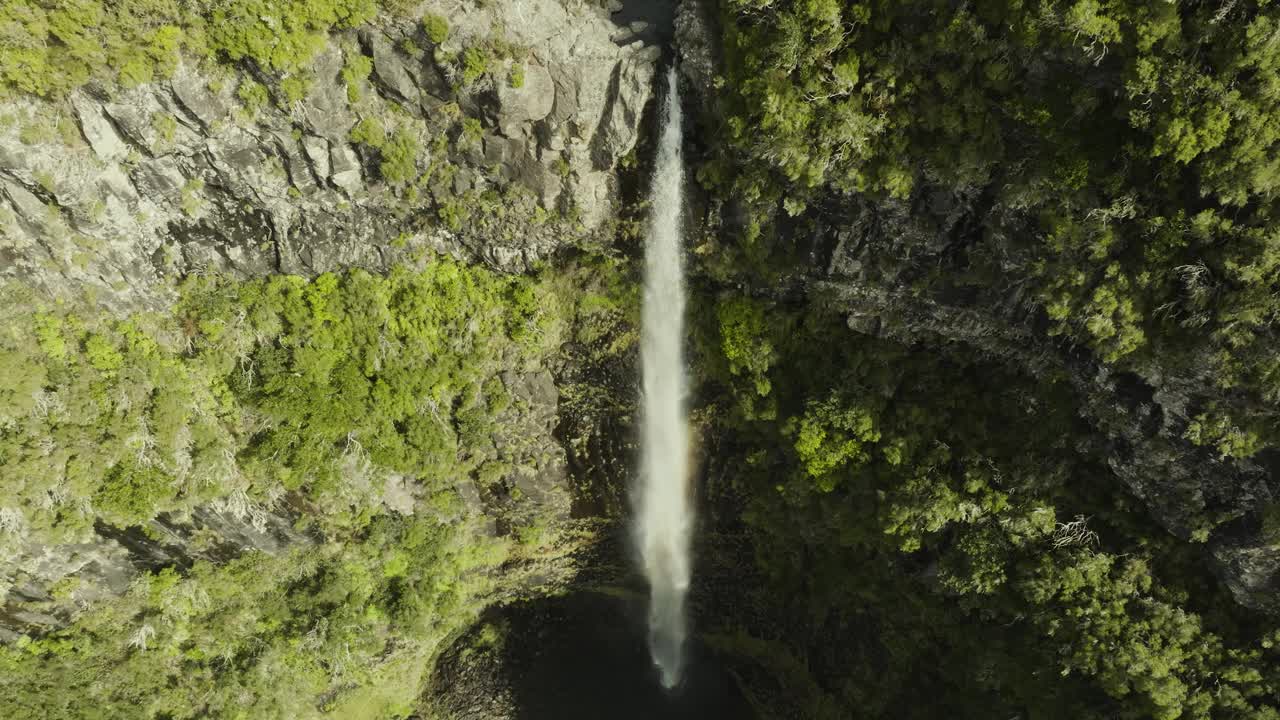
left=0, top=1, right=660, bottom=637
left=812, top=201, right=1280, bottom=615
left=0, top=358, right=580, bottom=638
left=675, top=0, right=717, bottom=113
left=0, top=0, right=661, bottom=309
left=671, top=0, right=1280, bottom=612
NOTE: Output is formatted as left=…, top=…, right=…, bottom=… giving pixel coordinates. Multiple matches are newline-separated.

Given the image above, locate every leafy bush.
left=348, top=115, right=386, bottom=148
left=422, top=12, right=449, bottom=45
left=460, top=46, right=487, bottom=85
left=0, top=0, right=380, bottom=98
left=378, top=127, right=419, bottom=185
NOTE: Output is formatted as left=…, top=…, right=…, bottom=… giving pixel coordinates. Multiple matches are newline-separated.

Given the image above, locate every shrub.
left=422, top=12, right=449, bottom=45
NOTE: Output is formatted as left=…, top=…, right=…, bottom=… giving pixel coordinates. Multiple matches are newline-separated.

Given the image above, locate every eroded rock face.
left=0, top=2, right=659, bottom=636
left=0, top=357, right=579, bottom=638
left=0, top=0, right=661, bottom=309
left=675, top=0, right=717, bottom=114
left=674, top=0, right=1280, bottom=616
left=813, top=201, right=1280, bottom=615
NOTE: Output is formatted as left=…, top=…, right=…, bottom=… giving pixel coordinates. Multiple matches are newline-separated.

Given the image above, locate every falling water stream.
left=637, top=65, right=691, bottom=690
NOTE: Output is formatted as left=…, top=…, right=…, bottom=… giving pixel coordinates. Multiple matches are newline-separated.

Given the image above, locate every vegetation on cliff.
left=1, top=1, right=1279, bottom=718
left=698, top=294, right=1280, bottom=719
left=0, top=254, right=635, bottom=718
left=687, top=3, right=1280, bottom=715
left=708, top=0, right=1280, bottom=457
left=0, top=0, right=381, bottom=97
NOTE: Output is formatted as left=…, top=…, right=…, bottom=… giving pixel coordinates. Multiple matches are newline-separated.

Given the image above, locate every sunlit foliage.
left=712, top=1, right=1280, bottom=454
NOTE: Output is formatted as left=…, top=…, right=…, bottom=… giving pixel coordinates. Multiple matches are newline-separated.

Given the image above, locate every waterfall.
left=637, top=65, right=691, bottom=690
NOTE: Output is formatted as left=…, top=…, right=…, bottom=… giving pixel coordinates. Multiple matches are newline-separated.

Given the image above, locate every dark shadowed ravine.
left=431, top=592, right=757, bottom=720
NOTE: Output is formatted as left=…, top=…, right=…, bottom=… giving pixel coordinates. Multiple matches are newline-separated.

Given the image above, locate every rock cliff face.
left=0, top=0, right=659, bottom=309
left=674, top=0, right=1279, bottom=615
left=816, top=238, right=1280, bottom=613
left=0, top=0, right=659, bottom=638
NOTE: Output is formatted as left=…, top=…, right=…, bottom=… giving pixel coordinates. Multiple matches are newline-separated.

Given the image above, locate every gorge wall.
left=3, top=1, right=1280, bottom=719
left=0, top=0, right=658, bottom=681
left=0, top=0, right=658, bottom=306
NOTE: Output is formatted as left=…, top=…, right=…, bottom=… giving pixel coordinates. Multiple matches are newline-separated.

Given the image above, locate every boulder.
left=302, top=136, right=332, bottom=180
left=328, top=143, right=363, bottom=192
left=494, top=63, right=555, bottom=136
left=168, top=62, right=229, bottom=129
left=590, top=45, right=657, bottom=170
left=71, top=94, right=129, bottom=162
left=362, top=30, right=421, bottom=104
left=676, top=0, right=718, bottom=106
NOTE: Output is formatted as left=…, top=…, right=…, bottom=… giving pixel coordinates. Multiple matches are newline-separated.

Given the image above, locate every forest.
left=1, top=0, right=1278, bottom=718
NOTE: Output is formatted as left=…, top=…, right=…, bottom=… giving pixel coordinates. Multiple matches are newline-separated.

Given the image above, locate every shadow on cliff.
left=429, top=591, right=756, bottom=720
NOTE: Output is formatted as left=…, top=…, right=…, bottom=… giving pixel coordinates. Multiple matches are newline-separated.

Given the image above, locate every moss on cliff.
left=0, top=250, right=638, bottom=717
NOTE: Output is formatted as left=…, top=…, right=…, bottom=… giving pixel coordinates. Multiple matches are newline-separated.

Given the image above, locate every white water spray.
left=637, top=66, right=691, bottom=690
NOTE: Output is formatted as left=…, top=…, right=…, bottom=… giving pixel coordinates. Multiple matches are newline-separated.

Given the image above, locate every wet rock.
left=676, top=0, right=717, bottom=104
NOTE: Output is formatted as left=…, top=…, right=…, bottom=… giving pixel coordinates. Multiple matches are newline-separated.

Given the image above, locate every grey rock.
left=489, top=245, right=524, bottom=272
left=328, top=143, right=362, bottom=192
left=495, top=63, right=556, bottom=136
left=300, top=46, right=356, bottom=141
left=511, top=152, right=563, bottom=210
left=363, top=30, right=420, bottom=104
left=103, top=89, right=197, bottom=156
left=302, top=135, right=332, bottom=179
left=575, top=170, right=612, bottom=228
left=168, top=62, right=229, bottom=129
left=95, top=165, right=140, bottom=208
left=132, top=156, right=187, bottom=201
left=546, top=65, right=581, bottom=127
left=1, top=179, right=48, bottom=226
left=207, top=132, right=286, bottom=201
left=273, top=132, right=317, bottom=193
left=417, top=60, right=453, bottom=112
left=71, top=94, right=129, bottom=162
left=1213, top=536, right=1280, bottom=614
left=590, top=47, right=655, bottom=170
left=453, top=167, right=477, bottom=194
left=483, top=134, right=527, bottom=174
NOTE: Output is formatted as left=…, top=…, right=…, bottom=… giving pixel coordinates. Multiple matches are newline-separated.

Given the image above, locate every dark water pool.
left=433, top=592, right=756, bottom=720
left=612, top=0, right=681, bottom=43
